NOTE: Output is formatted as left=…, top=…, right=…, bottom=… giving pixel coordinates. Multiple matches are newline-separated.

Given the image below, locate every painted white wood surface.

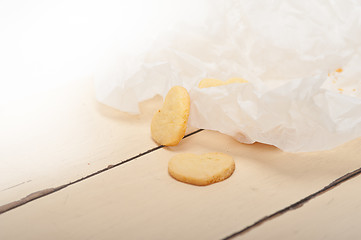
left=0, top=78, right=162, bottom=205
left=1, top=126, right=361, bottom=239
left=240, top=171, right=361, bottom=240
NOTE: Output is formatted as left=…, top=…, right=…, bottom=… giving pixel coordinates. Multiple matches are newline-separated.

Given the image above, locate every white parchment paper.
left=94, top=0, right=361, bottom=152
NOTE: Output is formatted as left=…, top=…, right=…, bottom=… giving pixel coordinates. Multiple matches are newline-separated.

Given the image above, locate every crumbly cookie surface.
left=151, top=86, right=190, bottom=146
left=168, top=152, right=235, bottom=186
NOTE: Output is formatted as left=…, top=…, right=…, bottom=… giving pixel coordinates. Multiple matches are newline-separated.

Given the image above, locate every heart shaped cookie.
left=151, top=86, right=190, bottom=146
left=168, top=152, right=235, bottom=186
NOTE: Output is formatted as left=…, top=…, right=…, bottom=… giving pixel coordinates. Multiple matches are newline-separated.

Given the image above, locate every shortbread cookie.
left=198, top=78, right=226, bottom=88
left=168, top=152, right=235, bottom=186
left=227, top=77, right=248, bottom=84
left=151, top=86, right=190, bottom=146
left=198, top=77, right=247, bottom=88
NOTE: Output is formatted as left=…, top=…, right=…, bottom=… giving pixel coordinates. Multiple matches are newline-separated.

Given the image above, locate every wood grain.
left=0, top=78, right=162, bottom=205
left=1, top=128, right=361, bottom=239
left=239, top=168, right=361, bottom=240
left=2, top=78, right=361, bottom=239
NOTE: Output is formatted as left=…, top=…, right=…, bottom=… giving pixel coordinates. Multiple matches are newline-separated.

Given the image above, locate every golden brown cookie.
left=168, top=152, right=235, bottom=186
left=151, top=86, right=190, bottom=146
left=198, top=77, right=247, bottom=88
left=226, top=77, right=248, bottom=84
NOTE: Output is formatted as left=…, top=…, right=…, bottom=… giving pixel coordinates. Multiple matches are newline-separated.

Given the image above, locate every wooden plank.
left=0, top=78, right=165, bottom=205
left=1, top=129, right=361, bottom=240
left=239, top=170, right=361, bottom=240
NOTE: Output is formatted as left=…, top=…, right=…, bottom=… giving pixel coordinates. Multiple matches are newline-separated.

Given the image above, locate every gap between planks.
left=3, top=128, right=360, bottom=240
left=0, top=129, right=204, bottom=215
left=222, top=165, right=361, bottom=240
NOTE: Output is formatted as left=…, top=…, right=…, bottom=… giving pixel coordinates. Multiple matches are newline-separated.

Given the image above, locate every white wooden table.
left=1, top=78, right=361, bottom=240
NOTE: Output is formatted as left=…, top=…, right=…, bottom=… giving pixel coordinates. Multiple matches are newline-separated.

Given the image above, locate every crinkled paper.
left=94, top=0, right=361, bottom=152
